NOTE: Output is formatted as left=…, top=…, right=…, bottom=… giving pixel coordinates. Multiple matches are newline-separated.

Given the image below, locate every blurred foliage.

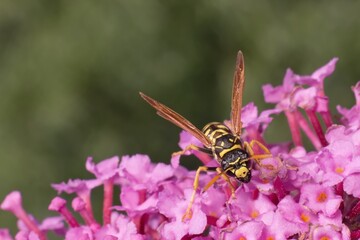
left=0, top=0, right=359, bottom=233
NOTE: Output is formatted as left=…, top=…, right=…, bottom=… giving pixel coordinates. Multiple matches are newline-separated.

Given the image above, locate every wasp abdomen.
left=202, top=122, right=232, bottom=143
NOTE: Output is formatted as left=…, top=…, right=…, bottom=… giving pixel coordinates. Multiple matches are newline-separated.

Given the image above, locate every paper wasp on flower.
left=140, top=51, right=272, bottom=220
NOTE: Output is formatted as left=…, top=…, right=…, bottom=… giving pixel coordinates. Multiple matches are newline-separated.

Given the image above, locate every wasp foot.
left=182, top=209, right=193, bottom=222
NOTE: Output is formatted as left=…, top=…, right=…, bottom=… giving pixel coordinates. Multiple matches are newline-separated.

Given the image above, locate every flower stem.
left=305, top=110, right=328, bottom=147
left=351, top=228, right=360, bottom=239
left=72, top=197, right=100, bottom=229
left=103, top=179, right=114, bottom=225
left=78, top=192, right=97, bottom=225
left=347, top=199, right=360, bottom=219
left=335, top=182, right=344, bottom=196
left=285, top=110, right=302, bottom=147
left=316, top=93, right=333, bottom=128
left=296, top=111, right=321, bottom=150
left=59, top=206, right=80, bottom=228
left=320, top=111, right=333, bottom=128
left=16, top=207, right=46, bottom=240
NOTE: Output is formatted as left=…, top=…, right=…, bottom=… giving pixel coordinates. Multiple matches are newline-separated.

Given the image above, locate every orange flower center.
left=300, top=213, right=310, bottom=223
left=239, top=237, right=246, bottom=240
left=266, top=237, right=275, bottom=240
left=317, top=192, right=328, bottom=202
left=251, top=210, right=259, bottom=219
left=320, top=236, right=330, bottom=240
left=335, top=167, right=344, bottom=174
left=262, top=178, right=270, bottom=184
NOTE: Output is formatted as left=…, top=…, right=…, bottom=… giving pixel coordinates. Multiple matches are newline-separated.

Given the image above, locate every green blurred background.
left=0, top=0, right=359, bottom=234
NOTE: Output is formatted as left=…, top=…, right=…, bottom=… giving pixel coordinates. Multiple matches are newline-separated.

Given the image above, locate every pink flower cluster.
left=1, top=58, right=360, bottom=239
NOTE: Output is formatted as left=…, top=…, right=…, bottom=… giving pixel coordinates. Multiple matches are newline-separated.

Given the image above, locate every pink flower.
left=263, top=58, right=339, bottom=149
left=316, top=126, right=360, bottom=191
left=158, top=188, right=207, bottom=240
left=310, top=224, right=350, bottom=240
left=118, top=154, right=174, bottom=192
left=86, top=156, right=120, bottom=225
left=280, top=146, right=320, bottom=189
left=218, top=221, right=265, bottom=240
left=299, top=183, right=342, bottom=216
left=51, top=179, right=101, bottom=226
left=116, top=186, right=158, bottom=217
left=86, top=156, right=119, bottom=181
left=294, top=58, right=338, bottom=90
left=64, top=226, right=93, bottom=240
left=105, top=213, right=144, bottom=240
left=48, top=197, right=79, bottom=228
left=200, top=186, right=227, bottom=220
left=291, top=86, right=317, bottom=110
left=72, top=197, right=100, bottom=229
left=15, top=231, right=41, bottom=240
left=239, top=102, right=281, bottom=145
left=276, top=196, right=314, bottom=234
left=0, top=229, right=13, bottom=240
left=1, top=56, right=360, bottom=239
left=337, top=81, right=360, bottom=132
left=263, top=68, right=297, bottom=111
left=343, top=173, right=360, bottom=198
left=1, top=191, right=56, bottom=240
left=228, top=189, right=276, bottom=223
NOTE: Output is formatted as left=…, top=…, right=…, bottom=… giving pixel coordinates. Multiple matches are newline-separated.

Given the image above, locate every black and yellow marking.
left=139, top=51, right=274, bottom=222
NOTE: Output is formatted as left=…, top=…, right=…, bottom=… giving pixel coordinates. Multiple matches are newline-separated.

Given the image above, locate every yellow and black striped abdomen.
left=202, top=122, right=231, bottom=143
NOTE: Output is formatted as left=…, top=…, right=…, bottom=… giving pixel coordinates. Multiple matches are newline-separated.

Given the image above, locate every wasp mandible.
left=140, top=51, right=272, bottom=220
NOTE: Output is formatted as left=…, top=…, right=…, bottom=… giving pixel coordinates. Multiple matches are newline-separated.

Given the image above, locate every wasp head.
left=221, top=150, right=252, bottom=183
left=232, top=163, right=252, bottom=183
left=222, top=160, right=252, bottom=183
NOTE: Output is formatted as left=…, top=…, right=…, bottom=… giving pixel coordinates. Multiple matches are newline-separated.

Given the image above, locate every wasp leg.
left=202, top=167, right=236, bottom=199
left=249, top=140, right=271, bottom=154
left=183, top=167, right=237, bottom=221
left=183, top=166, right=208, bottom=221
left=243, top=141, right=273, bottom=168
left=172, top=144, right=212, bottom=157
left=249, top=143, right=298, bottom=171
left=182, top=166, right=228, bottom=222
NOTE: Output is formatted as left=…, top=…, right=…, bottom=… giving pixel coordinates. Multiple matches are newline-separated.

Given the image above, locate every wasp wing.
left=140, top=92, right=212, bottom=148
left=230, top=51, right=245, bottom=137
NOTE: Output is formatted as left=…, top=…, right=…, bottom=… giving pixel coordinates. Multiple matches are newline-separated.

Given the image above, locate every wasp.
left=140, top=51, right=272, bottom=220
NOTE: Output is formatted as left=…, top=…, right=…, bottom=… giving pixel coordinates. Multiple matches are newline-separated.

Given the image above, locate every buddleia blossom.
left=262, top=58, right=338, bottom=149
left=1, top=57, right=360, bottom=239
